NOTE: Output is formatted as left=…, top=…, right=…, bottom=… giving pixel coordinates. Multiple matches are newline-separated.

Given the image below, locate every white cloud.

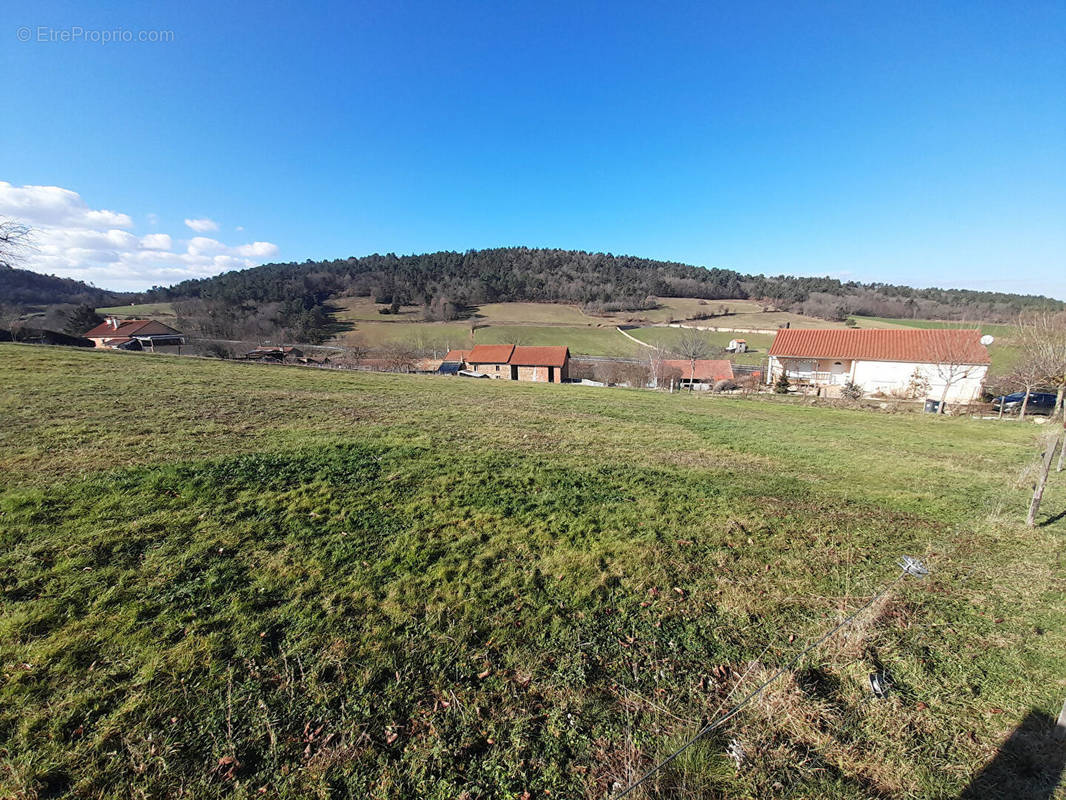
left=140, top=233, right=172, bottom=250
left=147, top=213, right=159, bottom=227
left=184, top=217, right=219, bottom=232
left=0, top=182, right=279, bottom=291
left=0, top=182, right=133, bottom=229
left=187, top=236, right=228, bottom=256
left=235, top=225, right=244, bottom=232
left=235, top=241, right=279, bottom=258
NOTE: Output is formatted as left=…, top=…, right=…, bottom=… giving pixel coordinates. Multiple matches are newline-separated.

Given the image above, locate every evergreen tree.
left=65, top=305, right=104, bottom=336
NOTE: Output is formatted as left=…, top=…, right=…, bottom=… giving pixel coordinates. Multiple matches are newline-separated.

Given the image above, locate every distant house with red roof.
left=767, top=328, right=990, bottom=402
left=84, top=316, right=185, bottom=351
left=464, top=343, right=570, bottom=383
left=438, top=349, right=471, bottom=375
left=659, top=359, right=734, bottom=389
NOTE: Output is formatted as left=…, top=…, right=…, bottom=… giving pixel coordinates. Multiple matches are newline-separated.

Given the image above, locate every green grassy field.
left=338, top=322, right=640, bottom=358
left=91, top=301, right=1020, bottom=373
left=332, top=300, right=1029, bottom=373
left=95, top=302, right=178, bottom=319
left=625, top=329, right=775, bottom=367
left=332, top=299, right=869, bottom=362
left=855, top=316, right=1016, bottom=337
left=99, top=298, right=1020, bottom=373
left=1, top=346, right=1063, bottom=799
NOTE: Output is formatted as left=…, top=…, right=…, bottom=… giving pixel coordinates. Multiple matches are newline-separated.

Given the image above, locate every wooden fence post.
left=1028, top=433, right=1062, bottom=527
left=1058, top=421, right=1065, bottom=473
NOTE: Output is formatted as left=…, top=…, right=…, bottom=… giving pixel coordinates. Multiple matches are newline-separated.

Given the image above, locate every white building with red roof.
left=767, top=328, right=990, bottom=402
left=84, top=316, right=185, bottom=351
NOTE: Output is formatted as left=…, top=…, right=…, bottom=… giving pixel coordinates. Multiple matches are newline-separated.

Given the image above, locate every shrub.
left=841, top=380, right=863, bottom=401
left=904, top=367, right=931, bottom=400
left=203, top=342, right=232, bottom=359
left=774, top=374, right=790, bottom=394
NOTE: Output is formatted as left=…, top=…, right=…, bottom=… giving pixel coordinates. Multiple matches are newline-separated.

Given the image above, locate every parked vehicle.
left=992, top=391, right=1057, bottom=415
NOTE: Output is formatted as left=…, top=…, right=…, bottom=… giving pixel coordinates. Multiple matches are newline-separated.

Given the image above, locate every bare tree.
left=381, top=343, right=417, bottom=372
left=1017, top=311, right=1066, bottom=421
left=1003, top=358, right=1046, bottom=420
left=929, top=330, right=986, bottom=415
left=334, top=339, right=368, bottom=369
left=0, top=219, right=34, bottom=268
left=647, top=343, right=670, bottom=389
left=672, top=328, right=711, bottom=388
left=621, top=362, right=651, bottom=388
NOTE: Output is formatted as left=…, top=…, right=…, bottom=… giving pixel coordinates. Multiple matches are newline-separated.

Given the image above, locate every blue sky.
left=2, top=0, right=1064, bottom=296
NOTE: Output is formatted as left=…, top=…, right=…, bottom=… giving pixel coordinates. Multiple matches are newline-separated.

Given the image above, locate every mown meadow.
left=0, top=345, right=1063, bottom=799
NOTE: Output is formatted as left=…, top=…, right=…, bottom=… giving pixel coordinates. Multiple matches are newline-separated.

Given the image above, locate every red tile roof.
left=466, top=344, right=515, bottom=364
left=85, top=319, right=181, bottom=338
left=769, top=328, right=990, bottom=365
left=442, top=349, right=471, bottom=363
left=84, top=319, right=154, bottom=338
left=661, top=359, right=734, bottom=381
left=510, top=346, right=570, bottom=367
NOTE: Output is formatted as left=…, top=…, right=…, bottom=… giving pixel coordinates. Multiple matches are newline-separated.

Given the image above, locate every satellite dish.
left=980, top=334, right=995, bottom=346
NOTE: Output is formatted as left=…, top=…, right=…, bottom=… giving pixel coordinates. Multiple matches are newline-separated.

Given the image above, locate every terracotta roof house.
left=84, top=317, right=185, bottom=351
left=464, top=343, right=570, bottom=383
left=767, top=328, right=990, bottom=403
left=465, top=344, right=516, bottom=379
left=442, top=349, right=471, bottom=364
left=439, top=349, right=471, bottom=375
left=509, top=346, right=570, bottom=383
left=659, top=359, right=734, bottom=389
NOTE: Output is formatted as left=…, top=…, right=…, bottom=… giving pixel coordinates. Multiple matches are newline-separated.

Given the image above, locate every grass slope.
left=95, top=302, right=178, bottom=319
left=1, top=346, right=1063, bottom=799
left=333, top=299, right=867, bottom=361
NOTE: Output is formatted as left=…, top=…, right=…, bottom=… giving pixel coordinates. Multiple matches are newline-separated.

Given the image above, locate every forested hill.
left=141, top=247, right=1060, bottom=320
left=0, top=265, right=123, bottom=307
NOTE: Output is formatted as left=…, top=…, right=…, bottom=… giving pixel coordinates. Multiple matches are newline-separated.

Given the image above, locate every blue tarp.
left=439, top=362, right=462, bottom=374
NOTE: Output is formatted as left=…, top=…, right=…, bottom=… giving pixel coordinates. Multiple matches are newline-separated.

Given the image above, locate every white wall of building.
left=768, top=355, right=987, bottom=402
left=850, top=360, right=987, bottom=402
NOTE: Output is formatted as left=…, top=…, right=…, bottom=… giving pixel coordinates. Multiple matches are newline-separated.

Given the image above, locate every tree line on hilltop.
left=2, top=247, right=1062, bottom=346
left=132, top=248, right=1062, bottom=343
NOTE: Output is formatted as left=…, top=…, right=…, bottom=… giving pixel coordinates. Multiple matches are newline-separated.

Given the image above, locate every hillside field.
left=95, top=302, right=178, bottom=319
left=1, top=345, right=1063, bottom=799
left=93, top=298, right=1023, bottom=372
left=330, top=299, right=1023, bottom=371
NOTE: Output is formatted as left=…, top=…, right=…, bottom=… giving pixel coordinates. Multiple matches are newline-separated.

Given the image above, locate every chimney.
left=107, top=315, right=120, bottom=329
